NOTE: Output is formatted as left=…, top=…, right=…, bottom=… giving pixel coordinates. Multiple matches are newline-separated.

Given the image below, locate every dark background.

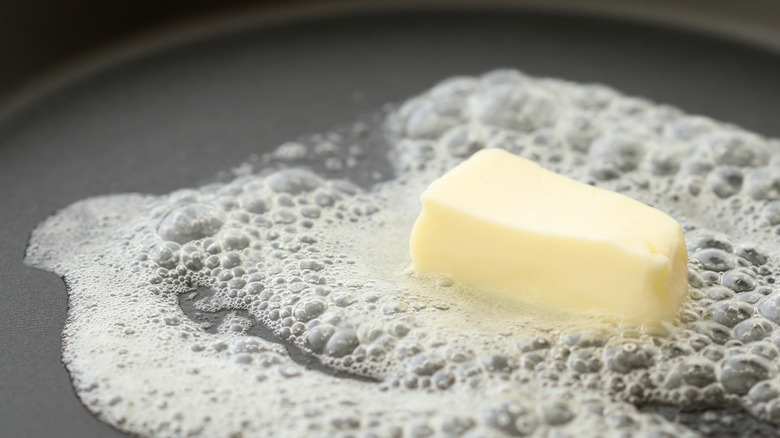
left=0, top=0, right=255, bottom=103
left=1, top=1, right=780, bottom=437
left=2, top=0, right=780, bottom=110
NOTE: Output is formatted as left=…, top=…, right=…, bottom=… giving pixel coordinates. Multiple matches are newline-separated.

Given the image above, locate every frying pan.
left=2, top=1, right=780, bottom=437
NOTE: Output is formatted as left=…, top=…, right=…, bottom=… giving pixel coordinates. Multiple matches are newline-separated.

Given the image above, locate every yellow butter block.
left=409, top=149, right=688, bottom=320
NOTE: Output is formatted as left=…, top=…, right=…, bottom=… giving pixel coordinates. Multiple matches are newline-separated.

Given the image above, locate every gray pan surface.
left=2, top=6, right=780, bottom=438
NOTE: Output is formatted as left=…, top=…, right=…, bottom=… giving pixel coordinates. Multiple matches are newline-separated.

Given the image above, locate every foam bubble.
left=25, top=70, right=780, bottom=437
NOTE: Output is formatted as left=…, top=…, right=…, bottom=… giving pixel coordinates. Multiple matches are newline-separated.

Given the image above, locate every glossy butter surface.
left=410, top=149, right=688, bottom=320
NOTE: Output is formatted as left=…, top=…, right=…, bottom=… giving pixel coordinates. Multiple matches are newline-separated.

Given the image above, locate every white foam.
left=26, top=70, right=780, bottom=437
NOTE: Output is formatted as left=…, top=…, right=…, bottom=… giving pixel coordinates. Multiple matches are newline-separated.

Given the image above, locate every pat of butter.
left=409, top=149, right=688, bottom=320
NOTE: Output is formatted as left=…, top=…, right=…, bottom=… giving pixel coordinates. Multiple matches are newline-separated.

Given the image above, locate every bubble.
left=440, top=125, right=486, bottom=158
left=692, top=321, right=731, bottom=344
left=403, top=101, right=456, bottom=140
left=735, top=244, right=770, bottom=266
left=733, top=318, right=773, bottom=343
left=648, top=147, right=683, bottom=176
left=220, top=252, right=242, bottom=269
left=440, top=414, right=475, bottom=435
left=483, top=354, right=517, bottom=373
left=588, top=134, right=646, bottom=180
left=757, top=293, right=780, bottom=324
left=762, top=201, right=780, bottom=226
left=266, top=169, right=323, bottom=194
left=180, top=245, right=204, bottom=271
left=325, top=329, right=359, bottom=357
left=568, top=350, right=602, bottom=374
left=704, top=300, right=754, bottom=327
left=664, top=115, right=717, bottom=141
left=745, top=168, right=780, bottom=201
left=719, top=355, right=774, bottom=395
left=293, top=297, right=328, bottom=322
left=217, top=228, right=250, bottom=250
left=722, top=270, right=756, bottom=292
left=707, top=166, right=744, bottom=198
left=686, top=230, right=734, bottom=252
left=604, top=342, right=655, bottom=374
left=149, top=242, right=180, bottom=269
left=409, top=355, right=445, bottom=376
left=709, top=132, right=770, bottom=167
left=750, top=341, right=779, bottom=360
left=471, top=84, right=559, bottom=132
left=515, top=336, right=551, bottom=353
left=556, top=111, right=601, bottom=152
left=168, top=189, right=200, bottom=205
left=665, top=359, right=716, bottom=389
left=748, top=380, right=780, bottom=403
left=564, top=329, right=610, bottom=348
left=273, top=142, right=308, bottom=161
left=693, top=248, right=737, bottom=272
left=541, top=400, right=575, bottom=426
left=300, top=205, right=321, bottom=219
left=157, top=204, right=225, bottom=244
left=484, top=400, right=538, bottom=436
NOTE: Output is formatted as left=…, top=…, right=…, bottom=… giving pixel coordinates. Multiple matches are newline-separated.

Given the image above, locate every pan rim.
left=2, top=0, right=780, bottom=122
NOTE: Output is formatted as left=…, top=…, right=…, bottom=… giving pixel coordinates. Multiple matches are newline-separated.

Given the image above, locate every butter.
left=409, top=149, right=688, bottom=320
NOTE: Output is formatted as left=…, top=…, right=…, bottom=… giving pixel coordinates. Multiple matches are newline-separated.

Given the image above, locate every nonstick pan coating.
left=2, top=5, right=780, bottom=437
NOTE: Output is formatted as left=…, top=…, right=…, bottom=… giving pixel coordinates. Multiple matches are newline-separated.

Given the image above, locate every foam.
left=25, top=69, right=780, bottom=437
